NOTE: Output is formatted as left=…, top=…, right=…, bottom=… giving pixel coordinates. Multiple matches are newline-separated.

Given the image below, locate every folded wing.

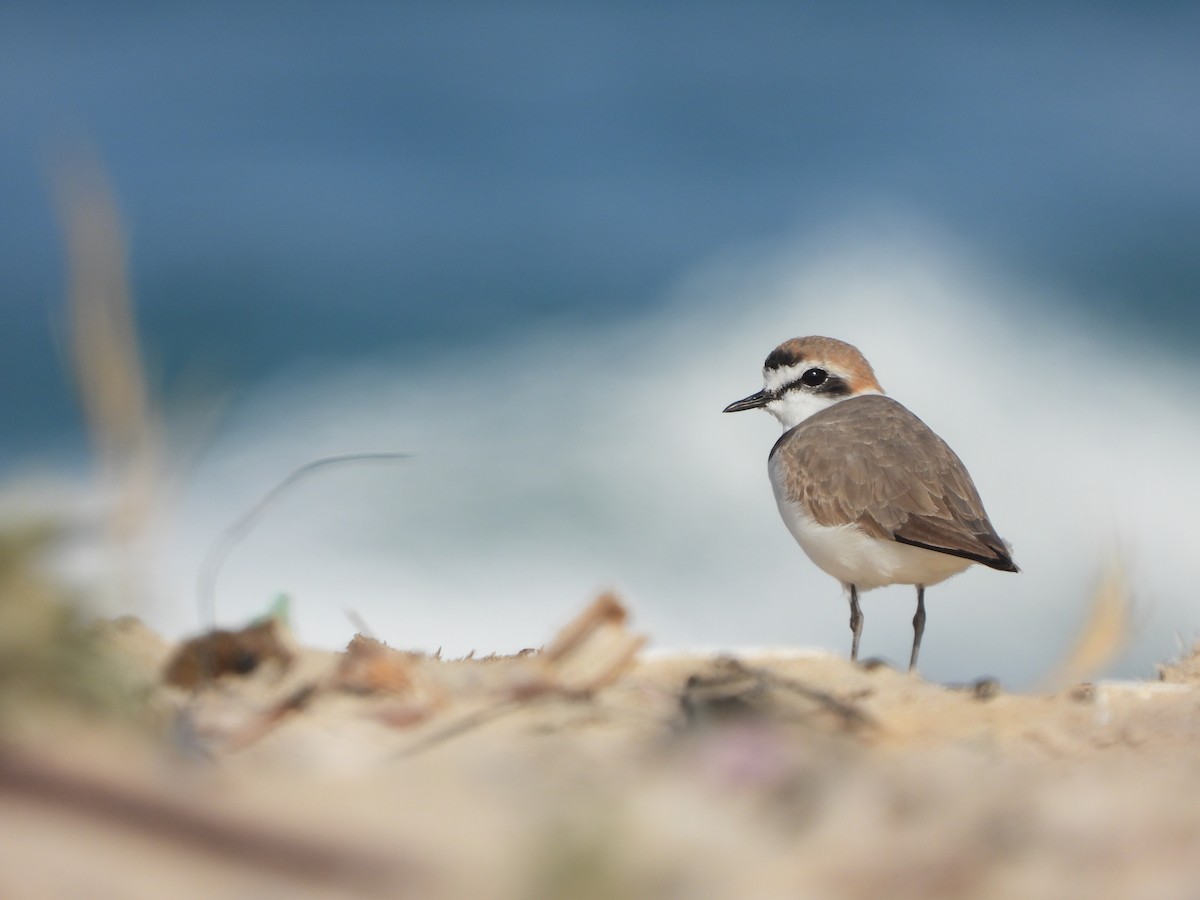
left=770, top=395, right=1018, bottom=571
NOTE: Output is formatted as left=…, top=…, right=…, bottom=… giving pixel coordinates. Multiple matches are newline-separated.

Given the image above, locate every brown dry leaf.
left=334, top=635, right=427, bottom=695
left=335, top=635, right=448, bottom=730
left=163, top=619, right=294, bottom=690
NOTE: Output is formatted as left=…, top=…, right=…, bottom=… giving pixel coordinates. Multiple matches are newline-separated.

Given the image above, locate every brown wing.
left=770, top=395, right=1017, bottom=571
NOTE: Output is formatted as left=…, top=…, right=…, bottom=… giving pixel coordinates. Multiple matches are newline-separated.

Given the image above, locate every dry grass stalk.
left=52, top=155, right=163, bottom=583
left=1044, top=560, right=1132, bottom=689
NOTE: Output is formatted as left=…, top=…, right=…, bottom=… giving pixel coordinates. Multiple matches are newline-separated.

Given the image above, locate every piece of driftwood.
left=394, top=593, right=648, bottom=756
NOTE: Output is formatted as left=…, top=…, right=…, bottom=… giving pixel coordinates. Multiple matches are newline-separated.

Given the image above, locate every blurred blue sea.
left=4, top=3, right=1198, bottom=455
left=1, top=3, right=1198, bottom=684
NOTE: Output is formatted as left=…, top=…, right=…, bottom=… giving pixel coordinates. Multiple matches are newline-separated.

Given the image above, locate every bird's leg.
left=848, top=585, right=863, bottom=662
left=909, top=586, right=926, bottom=671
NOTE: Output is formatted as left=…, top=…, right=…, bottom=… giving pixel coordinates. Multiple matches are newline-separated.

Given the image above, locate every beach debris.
left=335, top=635, right=427, bottom=696
left=538, top=592, right=646, bottom=695
left=162, top=594, right=649, bottom=756
left=335, top=635, right=445, bottom=729
left=163, top=618, right=294, bottom=689
left=679, top=656, right=876, bottom=732
left=392, top=593, right=647, bottom=755
left=1159, top=641, right=1200, bottom=684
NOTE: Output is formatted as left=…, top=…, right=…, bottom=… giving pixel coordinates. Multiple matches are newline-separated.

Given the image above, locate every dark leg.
left=909, top=586, right=926, bottom=671
left=848, top=585, right=863, bottom=662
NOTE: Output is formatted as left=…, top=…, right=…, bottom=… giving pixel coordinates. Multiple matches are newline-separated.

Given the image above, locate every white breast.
left=768, top=460, right=974, bottom=591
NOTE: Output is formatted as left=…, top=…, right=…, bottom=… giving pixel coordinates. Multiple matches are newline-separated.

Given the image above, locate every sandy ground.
left=3, top=596, right=1200, bottom=900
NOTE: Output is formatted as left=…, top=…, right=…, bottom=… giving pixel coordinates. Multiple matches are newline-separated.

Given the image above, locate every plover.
left=724, top=336, right=1017, bottom=670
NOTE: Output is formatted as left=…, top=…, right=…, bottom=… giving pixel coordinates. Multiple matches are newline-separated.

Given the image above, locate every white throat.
left=765, top=390, right=853, bottom=430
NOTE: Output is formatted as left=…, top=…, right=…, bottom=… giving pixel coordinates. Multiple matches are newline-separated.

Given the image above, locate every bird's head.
left=723, top=335, right=884, bottom=429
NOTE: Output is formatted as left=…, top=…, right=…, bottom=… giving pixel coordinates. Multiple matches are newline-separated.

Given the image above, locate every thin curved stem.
left=196, top=452, right=410, bottom=633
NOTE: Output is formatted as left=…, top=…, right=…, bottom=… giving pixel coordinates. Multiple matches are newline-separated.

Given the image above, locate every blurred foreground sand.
left=3, top=595, right=1200, bottom=900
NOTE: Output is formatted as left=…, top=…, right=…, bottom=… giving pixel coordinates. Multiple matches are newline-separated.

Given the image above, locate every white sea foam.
left=142, top=221, right=1200, bottom=687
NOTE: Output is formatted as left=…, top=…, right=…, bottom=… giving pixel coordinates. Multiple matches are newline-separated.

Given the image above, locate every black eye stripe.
left=779, top=367, right=826, bottom=392
left=776, top=372, right=851, bottom=398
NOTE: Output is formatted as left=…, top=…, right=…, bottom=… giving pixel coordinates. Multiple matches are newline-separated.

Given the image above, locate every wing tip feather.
left=893, top=534, right=1020, bottom=572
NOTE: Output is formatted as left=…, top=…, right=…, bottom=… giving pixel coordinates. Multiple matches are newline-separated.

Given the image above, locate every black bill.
left=723, top=389, right=771, bottom=413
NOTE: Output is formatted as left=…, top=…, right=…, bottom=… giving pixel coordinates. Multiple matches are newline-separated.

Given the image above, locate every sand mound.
left=3, top=596, right=1200, bottom=899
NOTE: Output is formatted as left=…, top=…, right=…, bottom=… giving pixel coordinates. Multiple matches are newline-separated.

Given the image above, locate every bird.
left=723, top=335, right=1017, bottom=670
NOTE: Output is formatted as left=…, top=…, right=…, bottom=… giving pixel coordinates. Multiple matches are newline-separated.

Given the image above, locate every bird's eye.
left=800, top=367, right=828, bottom=387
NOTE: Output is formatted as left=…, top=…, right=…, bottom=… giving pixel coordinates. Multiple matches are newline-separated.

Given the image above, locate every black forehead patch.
left=763, top=346, right=803, bottom=371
